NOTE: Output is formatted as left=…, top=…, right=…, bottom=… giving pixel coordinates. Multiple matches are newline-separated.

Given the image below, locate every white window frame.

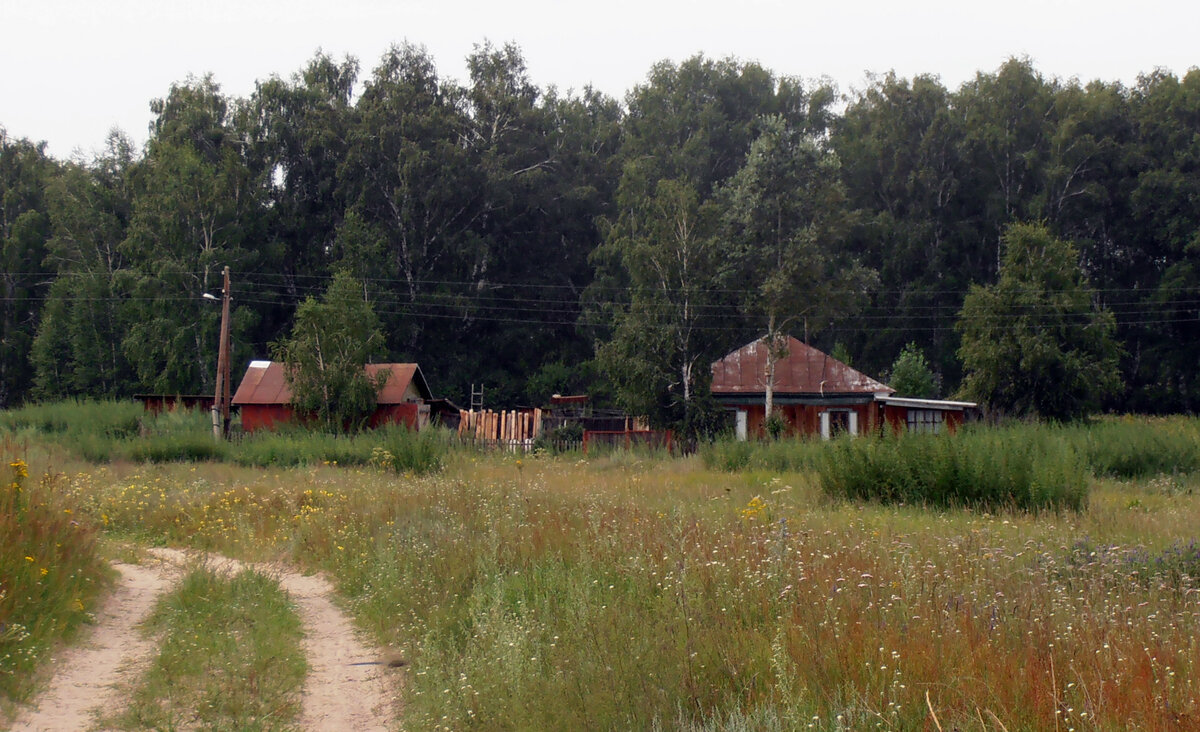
left=820, top=409, right=858, bottom=440
left=906, top=408, right=943, bottom=434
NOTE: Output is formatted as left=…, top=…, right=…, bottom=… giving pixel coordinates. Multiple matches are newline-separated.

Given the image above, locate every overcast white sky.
left=2, top=0, right=1198, bottom=159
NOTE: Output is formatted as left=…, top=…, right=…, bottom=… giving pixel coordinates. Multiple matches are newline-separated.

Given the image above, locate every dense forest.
left=3, top=43, right=1199, bottom=425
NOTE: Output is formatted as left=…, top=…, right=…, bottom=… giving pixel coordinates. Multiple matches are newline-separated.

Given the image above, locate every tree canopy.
left=2, top=48, right=1199, bottom=426
left=957, top=222, right=1122, bottom=419
left=271, top=270, right=388, bottom=431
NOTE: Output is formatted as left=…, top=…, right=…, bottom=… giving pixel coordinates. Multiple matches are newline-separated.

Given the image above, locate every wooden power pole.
left=212, top=266, right=232, bottom=440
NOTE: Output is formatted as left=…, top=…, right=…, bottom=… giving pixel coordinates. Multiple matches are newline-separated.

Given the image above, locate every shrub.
left=700, top=440, right=754, bottom=471
left=532, top=423, right=584, bottom=453
left=818, top=425, right=1088, bottom=512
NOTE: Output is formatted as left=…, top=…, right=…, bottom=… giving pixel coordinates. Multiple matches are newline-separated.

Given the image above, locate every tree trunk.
left=763, top=314, right=777, bottom=422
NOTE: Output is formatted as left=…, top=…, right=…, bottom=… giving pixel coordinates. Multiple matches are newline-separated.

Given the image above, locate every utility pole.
left=212, top=266, right=232, bottom=440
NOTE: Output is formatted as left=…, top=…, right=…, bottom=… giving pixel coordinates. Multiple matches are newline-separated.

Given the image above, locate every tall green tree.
left=0, top=131, right=55, bottom=406
left=888, top=342, right=939, bottom=398
left=957, top=222, right=1121, bottom=419
left=722, top=116, right=876, bottom=419
left=120, top=76, right=264, bottom=393
left=32, top=131, right=136, bottom=399
left=454, top=42, right=619, bottom=404
left=337, top=44, right=482, bottom=350
left=271, top=270, right=387, bottom=431
left=595, top=176, right=730, bottom=425
left=1121, top=69, right=1200, bottom=410
left=249, top=52, right=358, bottom=307
left=834, top=72, right=966, bottom=383
left=592, top=55, right=832, bottom=424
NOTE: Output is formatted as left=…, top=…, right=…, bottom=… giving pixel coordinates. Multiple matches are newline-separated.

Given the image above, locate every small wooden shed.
left=231, top=360, right=433, bottom=433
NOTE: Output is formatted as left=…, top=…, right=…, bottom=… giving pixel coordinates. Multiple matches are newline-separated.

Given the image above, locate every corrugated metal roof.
left=879, top=397, right=976, bottom=410
left=232, top=361, right=432, bottom=405
left=711, top=336, right=893, bottom=395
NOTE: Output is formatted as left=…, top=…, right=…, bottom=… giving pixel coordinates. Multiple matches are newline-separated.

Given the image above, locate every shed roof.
left=878, top=396, right=976, bottom=410
left=232, top=361, right=432, bottom=406
left=711, top=336, right=892, bottom=395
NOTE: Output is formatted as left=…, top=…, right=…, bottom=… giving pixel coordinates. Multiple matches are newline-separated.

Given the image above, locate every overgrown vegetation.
left=10, top=410, right=1200, bottom=728
left=0, top=445, right=110, bottom=705
left=703, top=417, right=1200, bottom=509
left=0, top=400, right=447, bottom=473
left=35, top=448, right=1200, bottom=730
left=101, top=566, right=306, bottom=731
left=1067, top=417, right=1200, bottom=479
left=818, top=427, right=1089, bottom=512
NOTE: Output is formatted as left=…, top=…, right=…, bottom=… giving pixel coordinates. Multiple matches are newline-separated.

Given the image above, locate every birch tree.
left=722, top=116, right=876, bottom=419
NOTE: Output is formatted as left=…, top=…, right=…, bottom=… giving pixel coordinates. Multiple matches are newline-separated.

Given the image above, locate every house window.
left=820, top=409, right=858, bottom=440
left=906, top=409, right=943, bottom=434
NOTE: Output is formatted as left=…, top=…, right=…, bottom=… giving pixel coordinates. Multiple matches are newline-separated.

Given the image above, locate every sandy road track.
left=9, top=548, right=401, bottom=731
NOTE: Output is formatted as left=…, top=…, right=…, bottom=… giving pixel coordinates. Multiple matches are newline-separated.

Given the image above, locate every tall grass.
left=0, top=399, right=144, bottom=439
left=48, top=450, right=1200, bottom=730
left=700, top=437, right=826, bottom=473
left=819, top=426, right=1089, bottom=512
left=233, top=424, right=446, bottom=473
left=1, top=400, right=447, bottom=474
left=1066, top=416, right=1200, bottom=478
left=703, top=417, right=1200, bottom=487
left=0, top=445, right=110, bottom=705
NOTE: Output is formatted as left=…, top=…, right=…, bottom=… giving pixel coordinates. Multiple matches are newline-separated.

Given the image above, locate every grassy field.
left=5, top=409, right=1200, bottom=729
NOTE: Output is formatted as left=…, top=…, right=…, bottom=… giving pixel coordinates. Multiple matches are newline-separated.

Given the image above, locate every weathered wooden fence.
left=457, top=408, right=543, bottom=451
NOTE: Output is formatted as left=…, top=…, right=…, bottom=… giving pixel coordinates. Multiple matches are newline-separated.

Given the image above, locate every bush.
left=818, top=426, right=1088, bottom=512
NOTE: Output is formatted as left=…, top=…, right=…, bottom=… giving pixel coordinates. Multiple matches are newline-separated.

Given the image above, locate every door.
left=735, top=410, right=748, bottom=441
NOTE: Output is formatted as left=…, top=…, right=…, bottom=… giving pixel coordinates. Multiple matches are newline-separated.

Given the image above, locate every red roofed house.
left=712, top=336, right=892, bottom=440
left=232, top=360, right=433, bottom=433
left=712, top=337, right=977, bottom=440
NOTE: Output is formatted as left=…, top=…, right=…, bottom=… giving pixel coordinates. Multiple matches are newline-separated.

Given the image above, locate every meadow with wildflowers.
left=0, top=441, right=110, bottom=711
left=5, top=413, right=1200, bottom=730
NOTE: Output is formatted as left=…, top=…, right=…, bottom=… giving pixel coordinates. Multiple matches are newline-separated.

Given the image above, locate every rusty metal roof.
left=232, top=361, right=432, bottom=405
left=711, top=336, right=893, bottom=395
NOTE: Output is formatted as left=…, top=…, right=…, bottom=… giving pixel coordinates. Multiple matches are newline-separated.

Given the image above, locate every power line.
left=13, top=269, right=1200, bottom=298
